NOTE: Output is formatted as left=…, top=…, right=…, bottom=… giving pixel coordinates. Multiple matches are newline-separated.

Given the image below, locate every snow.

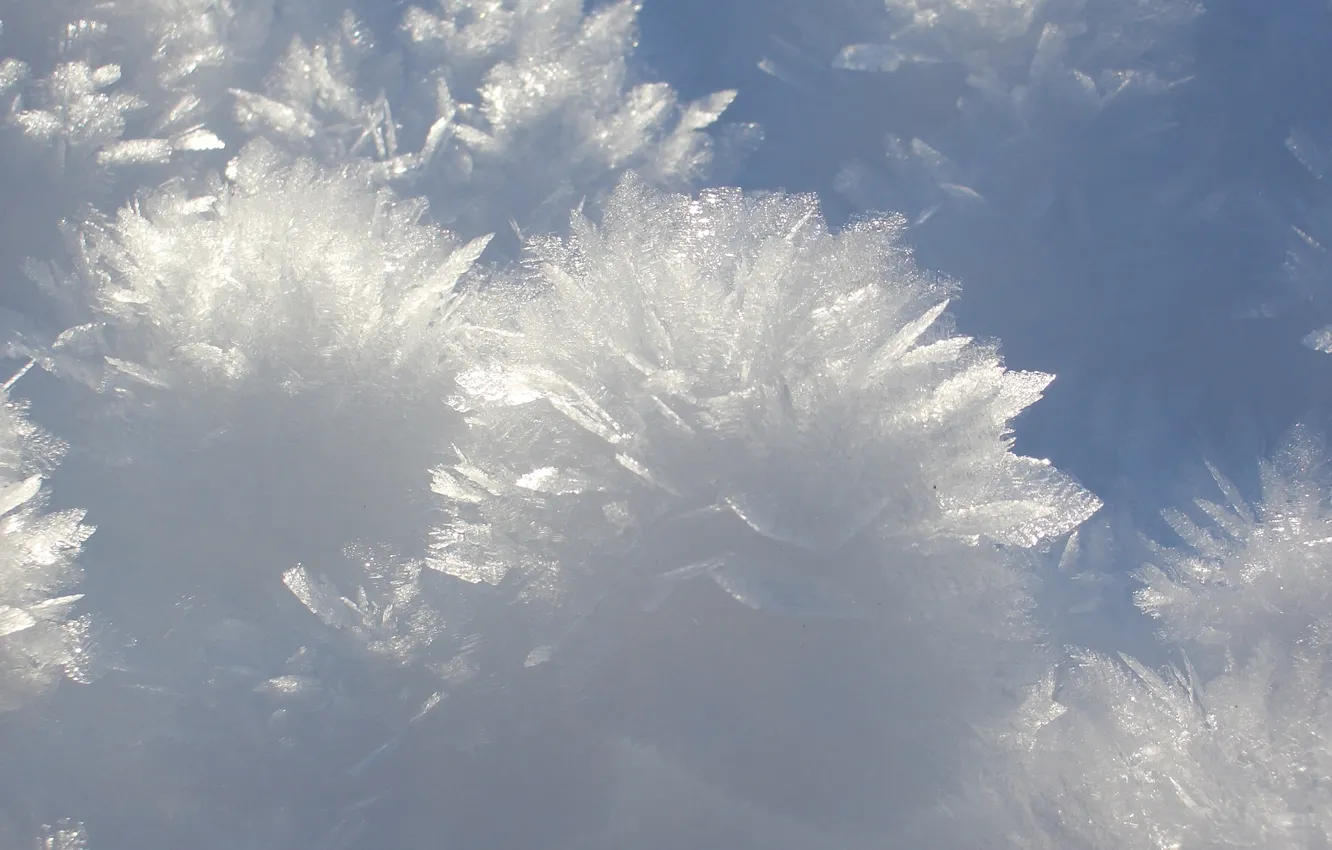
left=0, top=0, right=1330, bottom=846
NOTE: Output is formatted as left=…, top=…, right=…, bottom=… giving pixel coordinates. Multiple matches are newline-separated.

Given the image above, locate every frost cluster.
left=0, top=378, right=93, bottom=712
left=431, top=174, right=1098, bottom=688
left=939, top=428, right=1332, bottom=849
left=0, top=4, right=757, bottom=833
left=0, top=14, right=224, bottom=177
left=33, top=139, right=487, bottom=397
left=3, top=0, right=1331, bottom=847
left=0, top=0, right=285, bottom=190
left=235, top=0, right=754, bottom=242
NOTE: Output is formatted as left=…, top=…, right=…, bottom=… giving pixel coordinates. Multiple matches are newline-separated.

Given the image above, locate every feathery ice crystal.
left=235, top=0, right=754, bottom=242
left=431, top=174, right=1100, bottom=674
left=0, top=377, right=93, bottom=712
left=948, top=427, right=1332, bottom=849
left=1138, top=426, right=1332, bottom=669
left=0, top=0, right=267, bottom=181
left=30, top=138, right=487, bottom=398
left=4, top=140, right=484, bottom=812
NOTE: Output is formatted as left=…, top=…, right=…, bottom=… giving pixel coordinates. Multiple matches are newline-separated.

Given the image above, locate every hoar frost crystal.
left=434, top=174, right=1100, bottom=672
left=949, top=427, right=1332, bottom=849
left=0, top=382, right=93, bottom=713
left=8, top=0, right=1326, bottom=846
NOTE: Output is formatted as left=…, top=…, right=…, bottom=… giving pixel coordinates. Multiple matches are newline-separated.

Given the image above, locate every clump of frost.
left=0, top=0, right=300, bottom=190
left=27, top=138, right=487, bottom=399
left=0, top=138, right=487, bottom=844
left=1137, top=427, right=1332, bottom=671
left=34, top=820, right=88, bottom=850
left=235, top=0, right=756, bottom=243
left=283, top=544, right=459, bottom=669
left=0, top=11, right=225, bottom=180
left=933, top=427, right=1332, bottom=848
left=410, top=174, right=1101, bottom=831
left=422, top=173, right=1096, bottom=736
left=0, top=0, right=289, bottom=341
left=7, top=138, right=488, bottom=678
left=0, top=378, right=94, bottom=712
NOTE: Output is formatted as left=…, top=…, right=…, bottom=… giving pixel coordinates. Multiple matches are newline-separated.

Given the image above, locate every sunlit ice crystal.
left=0, top=381, right=94, bottom=713
left=0, top=138, right=483, bottom=795
left=426, top=171, right=1107, bottom=825
left=423, top=174, right=1100, bottom=826
left=13, top=135, right=493, bottom=621
left=440, top=172, right=1098, bottom=610
left=32, top=137, right=487, bottom=401
left=925, top=426, right=1332, bottom=849
left=1137, top=424, right=1332, bottom=673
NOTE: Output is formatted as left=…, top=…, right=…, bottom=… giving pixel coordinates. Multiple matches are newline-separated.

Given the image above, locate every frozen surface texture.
left=2, top=0, right=1331, bottom=847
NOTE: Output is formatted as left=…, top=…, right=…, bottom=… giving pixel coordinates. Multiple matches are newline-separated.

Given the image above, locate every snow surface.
left=1, top=0, right=1331, bottom=847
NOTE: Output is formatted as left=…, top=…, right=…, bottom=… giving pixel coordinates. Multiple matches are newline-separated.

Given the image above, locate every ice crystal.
left=434, top=173, right=1099, bottom=670
left=37, top=138, right=487, bottom=397
left=1138, top=426, right=1332, bottom=668
left=0, top=139, right=481, bottom=841
left=235, top=0, right=753, bottom=242
left=36, top=820, right=88, bottom=850
left=0, top=0, right=255, bottom=182
left=0, top=383, right=94, bottom=712
left=284, top=545, right=451, bottom=666
left=945, top=427, right=1332, bottom=848
left=966, top=643, right=1332, bottom=849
